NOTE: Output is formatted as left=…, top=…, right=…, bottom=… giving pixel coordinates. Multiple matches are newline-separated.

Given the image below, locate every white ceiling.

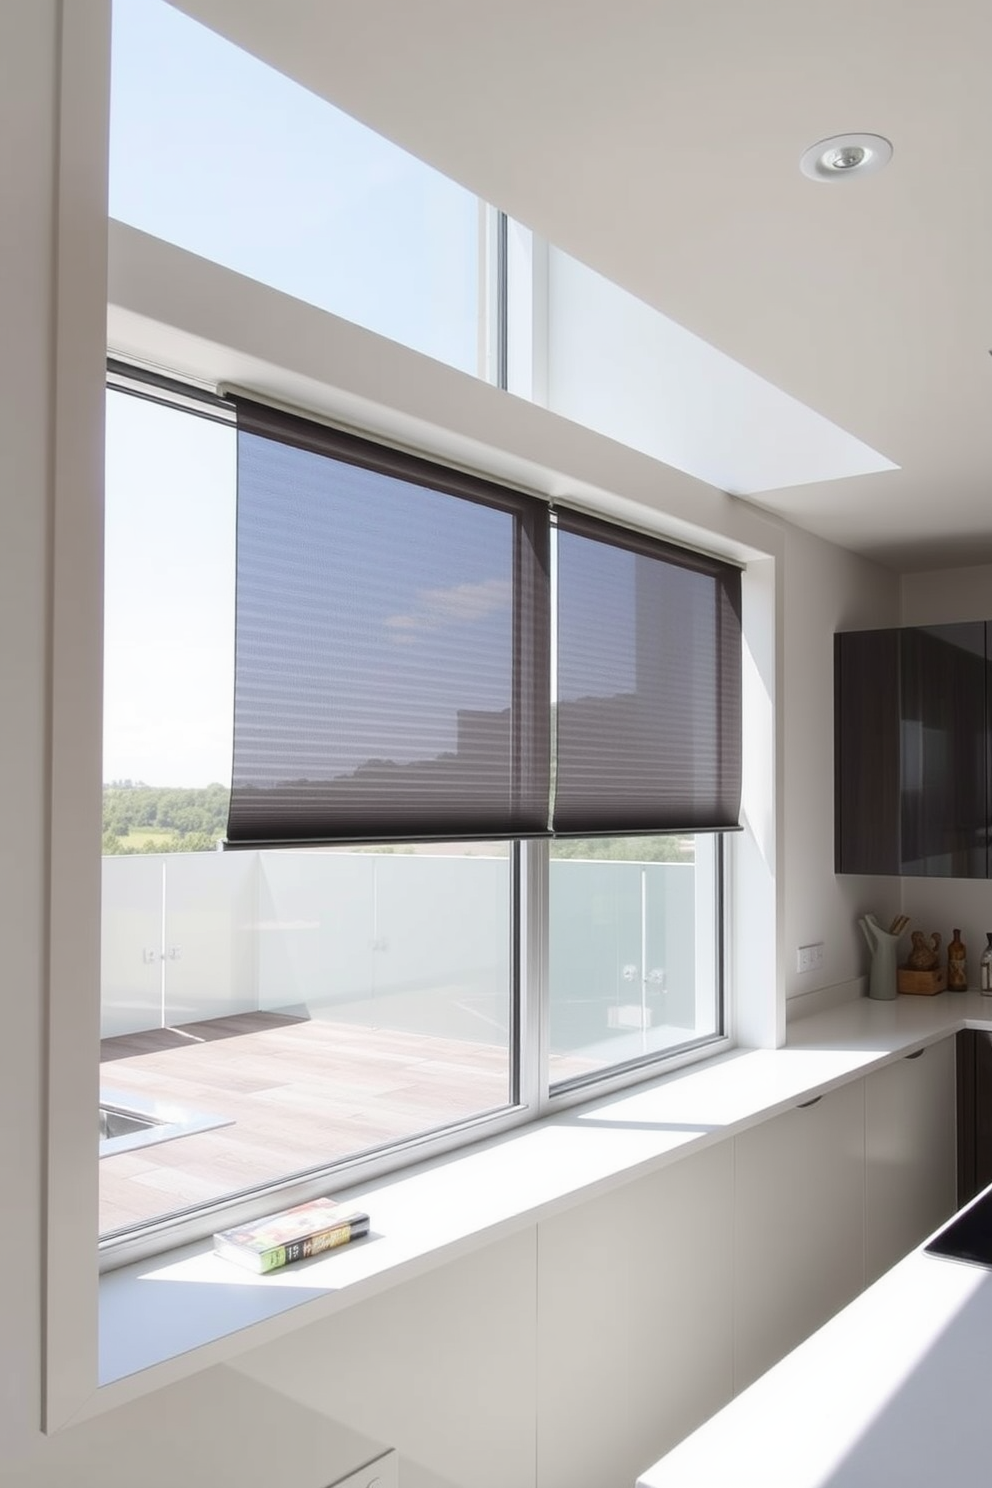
left=173, top=0, right=992, bottom=573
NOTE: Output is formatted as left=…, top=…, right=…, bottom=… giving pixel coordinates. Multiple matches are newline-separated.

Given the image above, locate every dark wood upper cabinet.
left=835, top=622, right=989, bottom=877
left=835, top=628, right=901, bottom=874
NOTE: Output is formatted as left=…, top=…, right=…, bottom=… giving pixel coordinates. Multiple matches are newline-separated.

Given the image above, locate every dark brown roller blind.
left=227, top=399, right=550, bottom=845
left=552, top=509, right=742, bottom=835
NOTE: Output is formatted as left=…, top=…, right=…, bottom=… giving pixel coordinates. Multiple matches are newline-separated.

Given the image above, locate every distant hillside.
left=102, top=782, right=229, bottom=854
left=102, top=783, right=695, bottom=860
left=549, top=836, right=693, bottom=863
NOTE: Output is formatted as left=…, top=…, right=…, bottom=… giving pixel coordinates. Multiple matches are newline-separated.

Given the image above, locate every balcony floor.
left=99, top=1011, right=591, bottom=1233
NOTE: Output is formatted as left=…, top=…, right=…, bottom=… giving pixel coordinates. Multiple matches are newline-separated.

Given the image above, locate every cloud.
left=385, top=577, right=511, bottom=642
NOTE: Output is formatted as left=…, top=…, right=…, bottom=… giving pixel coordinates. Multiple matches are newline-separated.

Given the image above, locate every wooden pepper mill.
left=948, top=927, right=968, bottom=991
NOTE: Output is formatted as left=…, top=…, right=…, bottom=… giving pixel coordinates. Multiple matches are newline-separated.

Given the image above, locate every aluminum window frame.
left=98, top=360, right=733, bottom=1268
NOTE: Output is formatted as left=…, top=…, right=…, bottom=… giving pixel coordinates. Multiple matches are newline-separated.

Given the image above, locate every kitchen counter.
left=637, top=1134, right=992, bottom=1487
left=94, top=990, right=992, bottom=1421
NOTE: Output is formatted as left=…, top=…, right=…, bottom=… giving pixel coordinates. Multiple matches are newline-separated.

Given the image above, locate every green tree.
left=102, top=783, right=229, bottom=854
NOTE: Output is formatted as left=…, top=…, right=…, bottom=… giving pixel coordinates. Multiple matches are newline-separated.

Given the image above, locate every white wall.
left=901, top=564, right=992, bottom=627
left=781, top=524, right=900, bottom=1012
left=1, top=1, right=57, bottom=1466
left=3, top=7, right=907, bottom=1485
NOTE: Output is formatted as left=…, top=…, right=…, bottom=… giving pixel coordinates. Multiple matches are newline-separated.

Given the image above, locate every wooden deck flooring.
left=99, top=1012, right=592, bottom=1233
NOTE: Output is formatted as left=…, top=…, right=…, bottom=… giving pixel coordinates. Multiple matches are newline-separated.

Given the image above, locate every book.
left=213, top=1196, right=370, bottom=1274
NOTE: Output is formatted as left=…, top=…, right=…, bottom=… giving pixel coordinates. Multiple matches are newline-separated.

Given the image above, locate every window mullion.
left=518, top=836, right=550, bottom=1115
left=477, top=202, right=502, bottom=387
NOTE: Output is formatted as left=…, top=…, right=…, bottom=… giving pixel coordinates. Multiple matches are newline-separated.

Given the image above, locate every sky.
left=103, top=391, right=236, bottom=785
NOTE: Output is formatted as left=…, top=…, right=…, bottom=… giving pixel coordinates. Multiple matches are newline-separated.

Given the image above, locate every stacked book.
left=214, top=1195, right=370, bottom=1274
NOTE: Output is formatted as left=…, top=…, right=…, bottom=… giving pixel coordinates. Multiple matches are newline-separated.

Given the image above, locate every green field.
left=115, top=828, right=187, bottom=851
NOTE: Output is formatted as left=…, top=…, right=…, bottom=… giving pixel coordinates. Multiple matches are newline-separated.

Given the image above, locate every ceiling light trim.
left=800, top=132, right=893, bottom=183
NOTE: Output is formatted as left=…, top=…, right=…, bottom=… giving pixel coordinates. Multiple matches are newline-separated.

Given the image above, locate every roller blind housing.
left=227, top=401, right=741, bottom=846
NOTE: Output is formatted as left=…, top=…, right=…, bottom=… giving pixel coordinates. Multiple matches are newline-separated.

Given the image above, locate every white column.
left=0, top=0, right=110, bottom=1448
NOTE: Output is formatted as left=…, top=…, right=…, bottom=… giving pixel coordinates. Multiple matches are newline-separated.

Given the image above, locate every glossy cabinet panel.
left=835, top=628, right=901, bottom=874
left=835, top=622, right=989, bottom=877
left=957, top=1028, right=992, bottom=1205
left=901, top=624, right=987, bottom=876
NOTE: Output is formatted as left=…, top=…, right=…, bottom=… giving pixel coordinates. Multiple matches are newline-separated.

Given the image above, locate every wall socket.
left=797, top=942, right=825, bottom=974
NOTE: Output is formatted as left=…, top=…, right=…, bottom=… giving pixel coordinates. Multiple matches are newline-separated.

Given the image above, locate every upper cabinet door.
left=900, top=623, right=987, bottom=877
left=835, top=627, right=901, bottom=874
left=835, top=622, right=988, bottom=877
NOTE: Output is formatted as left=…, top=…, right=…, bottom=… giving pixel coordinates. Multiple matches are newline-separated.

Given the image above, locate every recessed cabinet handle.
left=905, top=1049, right=926, bottom=1060
left=797, top=1096, right=823, bottom=1109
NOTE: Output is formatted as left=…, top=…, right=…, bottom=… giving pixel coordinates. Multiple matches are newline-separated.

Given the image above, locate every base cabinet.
left=536, top=1141, right=734, bottom=1488
left=733, top=1079, right=866, bottom=1395
left=233, top=1038, right=959, bottom=1488
left=536, top=1048, right=958, bottom=1487
left=865, top=1037, right=957, bottom=1284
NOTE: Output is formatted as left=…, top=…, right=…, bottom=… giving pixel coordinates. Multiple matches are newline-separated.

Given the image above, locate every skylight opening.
left=109, top=0, right=897, bottom=498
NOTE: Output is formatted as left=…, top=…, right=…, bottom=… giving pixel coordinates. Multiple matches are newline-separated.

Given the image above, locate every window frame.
left=98, top=367, right=737, bottom=1270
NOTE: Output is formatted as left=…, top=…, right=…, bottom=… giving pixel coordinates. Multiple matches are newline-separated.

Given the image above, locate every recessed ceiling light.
left=800, top=133, right=893, bottom=182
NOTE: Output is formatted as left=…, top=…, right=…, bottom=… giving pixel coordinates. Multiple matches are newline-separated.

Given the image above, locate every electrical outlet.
left=326, top=1449, right=398, bottom=1488
left=797, top=942, right=825, bottom=974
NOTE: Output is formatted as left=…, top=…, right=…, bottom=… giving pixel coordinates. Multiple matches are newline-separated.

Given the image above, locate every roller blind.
left=227, top=398, right=550, bottom=845
left=551, top=509, right=742, bottom=835
left=226, top=399, right=741, bottom=847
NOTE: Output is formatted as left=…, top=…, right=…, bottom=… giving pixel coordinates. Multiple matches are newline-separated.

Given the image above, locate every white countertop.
left=96, top=990, right=992, bottom=1417
left=636, top=1198, right=992, bottom=1488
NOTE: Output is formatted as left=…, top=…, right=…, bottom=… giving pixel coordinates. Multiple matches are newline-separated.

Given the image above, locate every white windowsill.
left=91, top=991, right=992, bottom=1420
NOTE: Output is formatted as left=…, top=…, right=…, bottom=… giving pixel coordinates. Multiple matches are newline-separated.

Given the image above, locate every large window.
left=103, top=0, right=739, bottom=1262
left=100, top=378, right=739, bottom=1249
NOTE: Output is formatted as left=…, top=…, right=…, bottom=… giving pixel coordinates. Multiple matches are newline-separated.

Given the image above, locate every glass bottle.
left=948, top=927, right=968, bottom=991
left=980, top=933, right=992, bottom=995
